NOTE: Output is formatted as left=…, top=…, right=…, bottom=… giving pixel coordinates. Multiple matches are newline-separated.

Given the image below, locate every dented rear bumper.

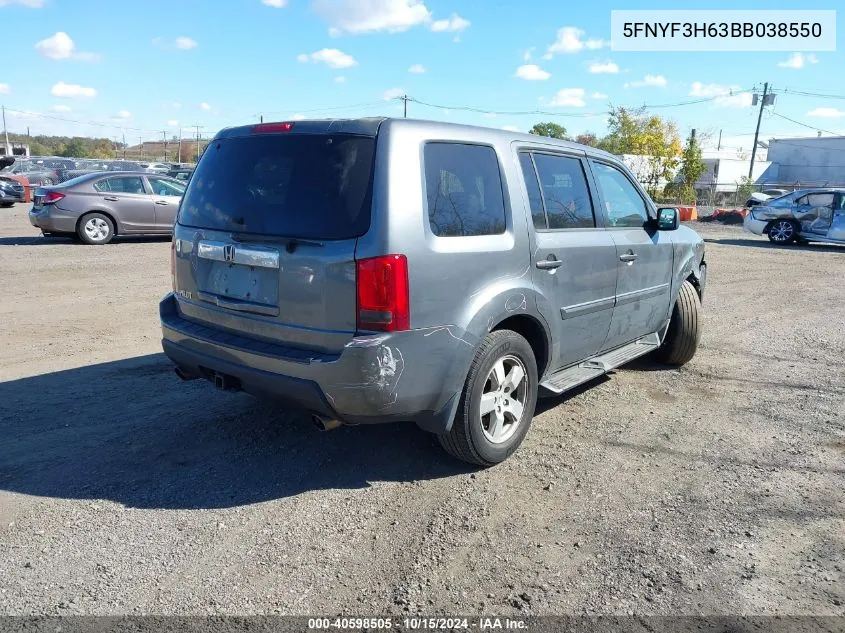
left=159, top=293, right=476, bottom=433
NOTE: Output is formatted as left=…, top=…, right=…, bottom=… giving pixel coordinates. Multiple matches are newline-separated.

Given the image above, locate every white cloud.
left=625, top=74, right=667, bottom=88
left=172, top=102, right=182, bottom=109
left=514, top=64, right=550, bottom=81
left=0, top=83, right=8, bottom=94
left=807, top=107, right=845, bottom=118
left=0, top=0, right=45, bottom=6
left=334, top=75, right=347, bottom=83
left=297, top=48, right=358, bottom=69
left=430, top=13, right=469, bottom=32
left=548, top=88, right=586, bottom=107
left=152, top=36, right=198, bottom=51
left=383, top=87, right=405, bottom=100
left=312, top=0, right=431, bottom=34
left=167, top=119, right=179, bottom=126
left=501, top=125, right=520, bottom=132
left=777, top=52, right=818, bottom=69
left=592, top=91, right=608, bottom=99
left=200, top=102, right=211, bottom=111
left=522, top=47, right=535, bottom=62
left=588, top=60, right=618, bottom=74
left=52, top=104, right=71, bottom=112
left=34, top=32, right=98, bottom=61
left=408, top=63, right=425, bottom=73
left=175, top=36, right=198, bottom=50
left=261, top=0, right=286, bottom=6
left=50, top=81, right=96, bottom=98
left=291, top=113, right=306, bottom=120
left=116, top=110, right=131, bottom=119
left=689, top=82, right=752, bottom=107
left=545, top=26, right=605, bottom=57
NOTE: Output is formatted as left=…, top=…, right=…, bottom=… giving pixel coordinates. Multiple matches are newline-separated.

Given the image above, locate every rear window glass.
left=177, top=133, right=375, bottom=240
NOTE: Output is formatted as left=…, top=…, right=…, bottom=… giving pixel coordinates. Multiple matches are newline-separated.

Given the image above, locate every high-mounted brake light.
left=356, top=254, right=410, bottom=332
left=252, top=122, right=295, bottom=134
left=43, top=191, right=65, bottom=204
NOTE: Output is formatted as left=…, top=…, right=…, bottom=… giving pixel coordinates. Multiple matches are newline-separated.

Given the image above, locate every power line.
left=769, top=111, right=845, bottom=137
left=3, top=106, right=165, bottom=133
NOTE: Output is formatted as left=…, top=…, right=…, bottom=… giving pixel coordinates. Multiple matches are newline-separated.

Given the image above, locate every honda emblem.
left=223, top=244, right=235, bottom=262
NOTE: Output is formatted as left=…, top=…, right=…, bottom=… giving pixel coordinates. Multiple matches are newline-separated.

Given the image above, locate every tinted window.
left=591, top=162, right=649, bottom=228
left=178, top=133, right=375, bottom=240
left=532, top=153, right=595, bottom=229
left=518, top=152, right=546, bottom=230
left=148, top=177, right=185, bottom=196
left=424, top=143, right=506, bottom=237
left=95, top=177, right=146, bottom=194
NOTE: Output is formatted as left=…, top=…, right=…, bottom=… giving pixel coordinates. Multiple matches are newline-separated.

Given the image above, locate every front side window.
left=591, top=161, right=650, bottom=228
left=424, top=143, right=506, bottom=237
left=804, top=193, right=835, bottom=207
left=532, top=153, right=595, bottom=229
left=148, top=177, right=186, bottom=196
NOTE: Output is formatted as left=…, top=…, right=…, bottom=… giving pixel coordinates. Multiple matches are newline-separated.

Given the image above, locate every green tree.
left=677, top=130, right=706, bottom=189
left=529, top=122, right=570, bottom=140
left=59, top=137, right=91, bottom=158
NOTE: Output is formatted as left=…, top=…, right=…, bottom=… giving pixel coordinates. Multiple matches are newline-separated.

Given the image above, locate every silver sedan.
left=28, top=171, right=186, bottom=244
left=743, top=188, right=845, bottom=245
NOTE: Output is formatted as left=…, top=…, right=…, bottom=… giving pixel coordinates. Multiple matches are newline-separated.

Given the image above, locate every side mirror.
left=656, top=207, right=680, bottom=231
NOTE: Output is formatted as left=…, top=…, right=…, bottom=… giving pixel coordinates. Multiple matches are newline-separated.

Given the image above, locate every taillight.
left=356, top=254, right=410, bottom=332
left=43, top=191, right=65, bottom=204
left=170, top=241, right=176, bottom=290
left=252, top=122, right=294, bottom=133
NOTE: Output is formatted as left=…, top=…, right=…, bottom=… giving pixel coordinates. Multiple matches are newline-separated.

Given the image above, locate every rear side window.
left=532, top=154, right=595, bottom=229
left=177, top=133, right=375, bottom=240
left=424, top=143, right=506, bottom=237
left=95, top=177, right=146, bottom=194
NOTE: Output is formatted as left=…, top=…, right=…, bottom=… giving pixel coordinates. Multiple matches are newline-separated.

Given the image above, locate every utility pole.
left=402, top=94, right=408, bottom=118
left=193, top=125, right=203, bottom=162
left=717, top=129, right=722, bottom=151
left=2, top=105, right=10, bottom=157
left=162, top=130, right=168, bottom=162
left=749, top=82, right=768, bottom=179
left=177, top=128, right=182, bottom=163
left=122, top=132, right=127, bottom=159
left=138, top=136, right=143, bottom=161
left=260, top=115, right=263, bottom=123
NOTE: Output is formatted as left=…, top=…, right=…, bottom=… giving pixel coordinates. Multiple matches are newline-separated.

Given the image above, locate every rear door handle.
left=536, top=258, right=563, bottom=270
left=103, top=196, right=118, bottom=201
left=155, top=200, right=169, bottom=205
left=619, top=253, right=638, bottom=262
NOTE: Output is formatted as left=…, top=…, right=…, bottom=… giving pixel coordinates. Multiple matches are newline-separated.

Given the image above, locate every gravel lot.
left=1, top=203, right=843, bottom=616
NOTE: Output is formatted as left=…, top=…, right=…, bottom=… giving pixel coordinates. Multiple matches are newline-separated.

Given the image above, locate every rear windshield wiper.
left=231, top=232, right=324, bottom=253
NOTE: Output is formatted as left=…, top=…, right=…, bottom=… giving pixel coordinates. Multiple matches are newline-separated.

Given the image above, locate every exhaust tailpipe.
left=174, top=367, right=199, bottom=381
left=311, top=414, right=342, bottom=431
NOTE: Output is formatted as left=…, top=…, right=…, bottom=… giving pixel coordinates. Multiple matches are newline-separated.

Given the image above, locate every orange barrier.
left=712, top=208, right=749, bottom=218
left=677, top=206, right=698, bottom=221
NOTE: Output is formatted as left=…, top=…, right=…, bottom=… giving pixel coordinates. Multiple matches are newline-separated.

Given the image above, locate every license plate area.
left=200, top=261, right=279, bottom=307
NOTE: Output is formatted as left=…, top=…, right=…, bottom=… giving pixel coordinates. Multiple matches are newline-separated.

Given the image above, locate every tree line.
left=6, top=131, right=199, bottom=163
left=529, top=106, right=706, bottom=204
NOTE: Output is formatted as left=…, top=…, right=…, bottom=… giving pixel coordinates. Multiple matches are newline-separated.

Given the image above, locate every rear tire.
left=767, top=219, right=798, bottom=244
left=438, top=330, right=538, bottom=466
left=656, top=280, right=701, bottom=367
left=77, top=212, right=115, bottom=245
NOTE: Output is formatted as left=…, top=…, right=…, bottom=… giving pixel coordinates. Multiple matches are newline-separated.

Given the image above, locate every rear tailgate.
left=172, top=122, right=378, bottom=353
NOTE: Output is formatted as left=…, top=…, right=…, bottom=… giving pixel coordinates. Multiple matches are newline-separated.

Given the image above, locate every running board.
left=540, top=333, right=661, bottom=395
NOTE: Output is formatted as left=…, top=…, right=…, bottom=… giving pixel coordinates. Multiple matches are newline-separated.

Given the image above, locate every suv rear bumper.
left=159, top=293, right=476, bottom=433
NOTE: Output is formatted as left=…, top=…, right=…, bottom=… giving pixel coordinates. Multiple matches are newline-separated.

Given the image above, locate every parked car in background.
left=29, top=171, right=186, bottom=244
left=0, top=177, right=25, bottom=206
left=744, top=188, right=845, bottom=244
left=161, top=117, right=707, bottom=466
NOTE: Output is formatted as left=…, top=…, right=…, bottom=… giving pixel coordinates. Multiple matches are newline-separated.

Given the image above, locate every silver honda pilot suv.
left=160, top=117, right=706, bottom=465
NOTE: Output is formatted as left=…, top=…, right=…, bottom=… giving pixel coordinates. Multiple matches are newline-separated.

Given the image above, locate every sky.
left=0, top=0, right=843, bottom=154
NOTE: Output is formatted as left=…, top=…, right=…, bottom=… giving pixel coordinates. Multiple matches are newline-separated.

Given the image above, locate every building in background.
left=0, top=142, right=30, bottom=157
left=762, top=136, right=845, bottom=186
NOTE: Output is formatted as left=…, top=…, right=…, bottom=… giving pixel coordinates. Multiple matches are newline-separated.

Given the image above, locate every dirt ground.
left=1, top=203, right=843, bottom=616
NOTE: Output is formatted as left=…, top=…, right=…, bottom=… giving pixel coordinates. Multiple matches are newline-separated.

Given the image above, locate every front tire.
left=438, top=330, right=538, bottom=466
left=77, top=212, right=115, bottom=245
left=656, top=280, right=701, bottom=367
left=767, top=219, right=798, bottom=244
